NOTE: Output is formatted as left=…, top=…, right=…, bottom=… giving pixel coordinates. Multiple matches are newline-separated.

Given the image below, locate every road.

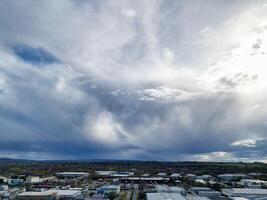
left=131, top=190, right=139, bottom=200
left=125, top=190, right=132, bottom=200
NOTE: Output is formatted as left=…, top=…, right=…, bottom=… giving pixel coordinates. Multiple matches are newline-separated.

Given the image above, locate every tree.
left=108, top=192, right=117, bottom=200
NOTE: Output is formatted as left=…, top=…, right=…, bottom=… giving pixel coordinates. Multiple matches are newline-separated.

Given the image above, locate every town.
left=0, top=161, right=267, bottom=200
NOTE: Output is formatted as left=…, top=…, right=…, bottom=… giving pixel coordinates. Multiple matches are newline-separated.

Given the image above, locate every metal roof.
left=18, top=191, right=56, bottom=196
left=146, top=193, right=187, bottom=200
left=186, top=194, right=211, bottom=200
left=222, top=188, right=267, bottom=195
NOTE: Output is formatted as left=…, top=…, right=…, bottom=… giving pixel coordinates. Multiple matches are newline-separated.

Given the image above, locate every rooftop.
left=18, top=191, right=56, bottom=196
left=186, top=194, right=211, bottom=200
left=222, top=188, right=267, bottom=195
left=146, top=193, right=187, bottom=200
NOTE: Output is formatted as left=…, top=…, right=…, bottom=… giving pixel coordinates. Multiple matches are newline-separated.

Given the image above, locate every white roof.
left=101, top=185, right=120, bottom=189
left=218, top=174, right=246, bottom=177
left=230, top=198, right=250, bottom=200
left=96, top=171, right=116, bottom=175
left=50, top=190, right=81, bottom=197
left=186, top=194, right=211, bottom=200
left=222, top=188, right=267, bottom=195
left=171, top=173, right=182, bottom=177
left=155, top=185, right=185, bottom=193
left=18, top=191, right=56, bottom=196
left=56, top=172, right=89, bottom=175
left=241, top=179, right=267, bottom=183
left=146, top=193, right=187, bottom=200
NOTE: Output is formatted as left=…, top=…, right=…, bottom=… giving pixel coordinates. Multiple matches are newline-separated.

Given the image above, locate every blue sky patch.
left=13, top=44, right=59, bottom=65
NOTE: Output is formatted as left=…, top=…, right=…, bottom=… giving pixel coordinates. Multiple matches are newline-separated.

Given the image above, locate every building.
left=0, top=177, right=7, bottom=184
left=186, top=194, right=211, bottom=200
left=222, top=188, right=267, bottom=199
left=197, top=175, right=213, bottom=181
left=158, top=173, right=167, bottom=177
left=50, top=189, right=81, bottom=200
left=239, top=179, right=267, bottom=188
left=155, top=185, right=186, bottom=196
left=55, top=172, right=89, bottom=178
left=186, top=174, right=197, bottom=180
left=218, top=174, right=247, bottom=181
left=95, top=171, right=117, bottom=176
left=17, top=191, right=57, bottom=200
left=171, top=173, right=182, bottom=179
left=8, top=178, right=24, bottom=186
left=0, top=185, right=8, bottom=191
left=26, top=176, right=41, bottom=183
left=192, top=187, right=212, bottom=194
left=0, top=191, right=10, bottom=200
left=97, top=185, right=120, bottom=195
left=146, top=193, right=187, bottom=200
left=118, top=176, right=170, bottom=184
left=195, top=179, right=206, bottom=185
left=198, top=191, right=221, bottom=197
left=112, top=172, right=134, bottom=177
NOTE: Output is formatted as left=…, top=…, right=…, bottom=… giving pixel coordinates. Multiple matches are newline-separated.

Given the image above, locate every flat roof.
left=156, top=185, right=185, bottom=192
left=50, top=190, right=81, bottom=196
left=186, top=194, right=211, bottom=200
left=222, top=188, right=267, bottom=195
left=18, top=191, right=56, bottom=196
left=101, top=185, right=120, bottom=189
left=56, top=172, right=89, bottom=175
left=146, top=193, right=186, bottom=200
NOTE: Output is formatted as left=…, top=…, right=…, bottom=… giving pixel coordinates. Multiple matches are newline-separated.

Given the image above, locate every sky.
left=0, top=0, right=267, bottom=162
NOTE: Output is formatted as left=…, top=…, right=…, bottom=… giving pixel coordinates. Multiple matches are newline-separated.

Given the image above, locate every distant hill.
left=0, top=157, right=36, bottom=164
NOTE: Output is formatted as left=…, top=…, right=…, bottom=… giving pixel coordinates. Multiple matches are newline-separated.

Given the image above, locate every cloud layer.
left=0, top=0, right=267, bottom=161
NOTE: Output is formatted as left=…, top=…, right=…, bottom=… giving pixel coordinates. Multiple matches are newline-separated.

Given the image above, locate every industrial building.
left=239, top=179, right=267, bottom=188
left=218, top=174, right=247, bottom=181
left=95, top=171, right=117, bottom=176
left=186, top=194, right=211, bottom=200
left=146, top=193, right=187, bottom=200
left=118, top=177, right=170, bottom=184
left=17, top=191, right=57, bottom=200
left=55, top=172, right=89, bottom=178
left=112, top=172, right=134, bottom=177
left=222, top=188, right=267, bottom=199
left=192, top=187, right=212, bottom=194
left=97, top=185, right=120, bottom=195
left=155, top=185, right=186, bottom=196
left=50, top=189, right=81, bottom=200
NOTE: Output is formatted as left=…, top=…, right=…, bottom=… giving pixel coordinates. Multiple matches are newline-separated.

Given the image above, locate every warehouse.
left=17, top=191, right=57, bottom=200
left=146, top=193, right=187, bottom=200
left=55, top=172, right=89, bottom=178
left=222, top=188, right=267, bottom=200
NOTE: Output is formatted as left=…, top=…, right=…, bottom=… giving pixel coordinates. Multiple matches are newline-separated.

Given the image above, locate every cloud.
left=0, top=0, right=267, bottom=161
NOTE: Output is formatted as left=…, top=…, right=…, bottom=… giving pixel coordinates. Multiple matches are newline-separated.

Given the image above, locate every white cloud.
left=0, top=0, right=267, bottom=160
